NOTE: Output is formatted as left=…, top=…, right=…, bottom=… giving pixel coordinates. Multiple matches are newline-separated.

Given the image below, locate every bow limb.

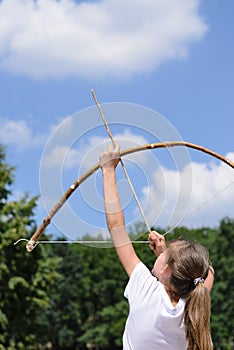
left=121, top=141, right=234, bottom=168
left=26, top=141, right=234, bottom=252
left=26, top=161, right=100, bottom=252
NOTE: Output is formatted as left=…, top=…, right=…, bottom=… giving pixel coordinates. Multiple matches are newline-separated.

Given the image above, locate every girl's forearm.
left=102, top=167, right=131, bottom=247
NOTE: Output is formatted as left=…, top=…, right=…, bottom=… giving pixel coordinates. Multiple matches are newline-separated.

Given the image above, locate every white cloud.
left=0, top=118, right=45, bottom=150
left=0, top=0, right=208, bottom=79
left=142, top=153, right=234, bottom=230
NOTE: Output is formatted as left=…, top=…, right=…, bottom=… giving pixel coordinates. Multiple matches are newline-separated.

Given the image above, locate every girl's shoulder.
left=124, top=262, right=161, bottom=302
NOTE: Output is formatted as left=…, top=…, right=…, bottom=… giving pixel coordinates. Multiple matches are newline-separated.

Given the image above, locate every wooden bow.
left=26, top=141, right=234, bottom=252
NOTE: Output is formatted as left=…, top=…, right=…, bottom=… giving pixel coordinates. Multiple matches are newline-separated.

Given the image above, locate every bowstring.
left=14, top=238, right=150, bottom=246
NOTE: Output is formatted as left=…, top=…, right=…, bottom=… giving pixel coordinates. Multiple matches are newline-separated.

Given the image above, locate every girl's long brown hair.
left=166, top=239, right=213, bottom=350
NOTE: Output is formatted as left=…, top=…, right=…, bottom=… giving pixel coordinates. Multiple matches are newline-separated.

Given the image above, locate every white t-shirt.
left=123, top=262, right=187, bottom=350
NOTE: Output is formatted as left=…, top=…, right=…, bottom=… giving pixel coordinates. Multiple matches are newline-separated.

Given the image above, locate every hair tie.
left=194, top=277, right=205, bottom=286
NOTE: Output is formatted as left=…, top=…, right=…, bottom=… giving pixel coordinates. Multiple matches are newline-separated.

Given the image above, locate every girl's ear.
left=161, top=263, right=171, bottom=279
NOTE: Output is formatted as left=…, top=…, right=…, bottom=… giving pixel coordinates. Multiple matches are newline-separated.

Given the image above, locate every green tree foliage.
left=208, top=218, right=234, bottom=350
left=0, top=145, right=62, bottom=349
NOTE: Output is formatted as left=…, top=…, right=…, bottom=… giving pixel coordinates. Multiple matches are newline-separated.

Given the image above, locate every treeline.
left=0, top=145, right=234, bottom=350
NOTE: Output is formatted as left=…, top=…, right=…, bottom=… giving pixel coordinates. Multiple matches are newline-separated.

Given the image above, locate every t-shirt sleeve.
left=124, top=261, right=159, bottom=303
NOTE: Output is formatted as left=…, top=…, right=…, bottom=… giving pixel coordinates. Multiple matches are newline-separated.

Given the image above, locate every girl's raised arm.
left=100, top=145, right=140, bottom=276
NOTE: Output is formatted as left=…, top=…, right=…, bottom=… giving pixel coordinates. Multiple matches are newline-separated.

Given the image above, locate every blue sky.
left=0, top=0, right=234, bottom=241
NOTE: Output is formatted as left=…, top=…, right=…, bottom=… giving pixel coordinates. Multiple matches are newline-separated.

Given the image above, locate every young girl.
left=100, top=144, right=214, bottom=350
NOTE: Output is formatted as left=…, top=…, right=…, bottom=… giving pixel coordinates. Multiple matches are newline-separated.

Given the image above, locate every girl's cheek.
left=151, top=263, right=157, bottom=277
left=152, top=261, right=161, bottom=278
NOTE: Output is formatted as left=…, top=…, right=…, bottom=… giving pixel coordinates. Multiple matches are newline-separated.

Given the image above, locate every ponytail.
left=184, top=283, right=213, bottom=350
left=166, top=239, right=213, bottom=350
